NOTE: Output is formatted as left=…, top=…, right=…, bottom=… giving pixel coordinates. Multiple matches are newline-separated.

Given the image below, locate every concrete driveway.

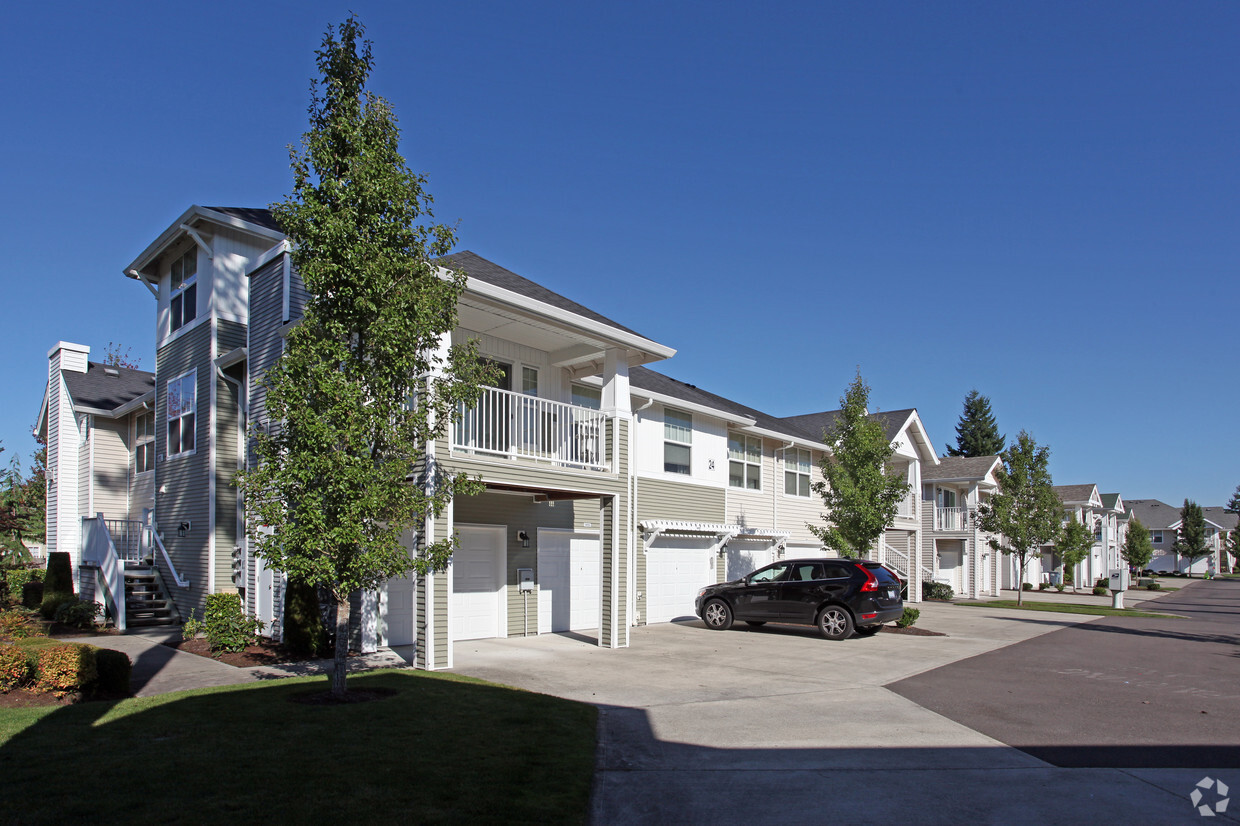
left=453, top=597, right=1237, bottom=824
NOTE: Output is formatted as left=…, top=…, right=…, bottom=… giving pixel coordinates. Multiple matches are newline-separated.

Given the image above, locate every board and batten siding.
left=155, top=321, right=214, bottom=613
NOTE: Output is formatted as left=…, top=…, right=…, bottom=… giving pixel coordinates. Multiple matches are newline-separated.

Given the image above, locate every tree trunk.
left=1016, top=555, right=1024, bottom=606
left=332, top=593, right=350, bottom=697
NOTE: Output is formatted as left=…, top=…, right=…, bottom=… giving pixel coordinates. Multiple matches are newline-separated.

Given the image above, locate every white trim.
left=282, top=254, right=292, bottom=323
left=246, top=239, right=290, bottom=275
left=208, top=332, right=217, bottom=596
left=125, top=205, right=284, bottom=281
left=631, top=388, right=756, bottom=427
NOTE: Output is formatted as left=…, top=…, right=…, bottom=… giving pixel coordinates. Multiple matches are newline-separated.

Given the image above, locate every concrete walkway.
left=61, top=628, right=411, bottom=697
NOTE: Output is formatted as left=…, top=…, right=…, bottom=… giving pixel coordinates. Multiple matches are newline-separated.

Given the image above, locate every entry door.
left=937, top=541, right=963, bottom=592
left=538, top=530, right=601, bottom=633
left=452, top=525, right=506, bottom=641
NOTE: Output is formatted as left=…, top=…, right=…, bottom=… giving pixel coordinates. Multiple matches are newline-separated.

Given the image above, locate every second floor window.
left=571, top=384, right=601, bottom=410
left=167, top=370, right=196, bottom=456
left=134, top=412, right=155, bottom=473
left=728, top=433, right=761, bottom=490
left=170, top=248, right=198, bottom=332
left=785, top=448, right=811, bottom=497
left=1151, top=531, right=1163, bottom=544
left=663, top=408, right=691, bottom=475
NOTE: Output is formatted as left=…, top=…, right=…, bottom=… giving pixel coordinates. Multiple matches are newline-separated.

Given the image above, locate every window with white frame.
left=663, top=408, right=692, bottom=475
left=571, top=383, right=601, bottom=410
left=728, top=433, right=761, bottom=490
left=1151, top=531, right=1163, bottom=544
left=134, top=411, right=155, bottom=473
left=166, top=370, right=196, bottom=456
left=785, top=448, right=812, bottom=497
left=170, top=248, right=198, bottom=332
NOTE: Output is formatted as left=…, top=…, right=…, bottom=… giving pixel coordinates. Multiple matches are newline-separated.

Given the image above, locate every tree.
left=0, top=438, right=46, bottom=564
left=1226, top=484, right=1240, bottom=517
left=809, top=371, right=911, bottom=559
left=1172, top=499, right=1210, bottom=577
left=1122, top=517, right=1154, bottom=573
left=946, top=389, right=1005, bottom=458
left=976, top=431, right=1061, bottom=605
left=102, top=341, right=141, bottom=369
left=1054, top=514, right=1093, bottom=591
left=237, top=16, right=492, bottom=698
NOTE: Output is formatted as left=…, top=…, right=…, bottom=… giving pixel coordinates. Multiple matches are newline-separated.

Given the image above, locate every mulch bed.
left=161, top=637, right=310, bottom=668
left=881, top=625, right=946, bottom=637
left=0, top=688, right=76, bottom=709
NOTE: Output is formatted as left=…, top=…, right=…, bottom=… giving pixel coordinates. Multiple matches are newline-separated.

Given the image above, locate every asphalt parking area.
left=888, top=579, right=1240, bottom=768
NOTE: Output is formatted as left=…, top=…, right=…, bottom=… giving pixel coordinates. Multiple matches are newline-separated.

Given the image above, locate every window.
left=785, top=448, right=811, bottom=497
left=170, top=248, right=198, bottom=332
left=167, top=370, right=196, bottom=456
left=571, top=383, right=601, bottom=410
left=1151, top=531, right=1163, bottom=544
left=134, top=412, right=155, bottom=473
left=728, top=433, right=761, bottom=490
left=748, top=563, right=791, bottom=583
left=663, top=408, right=691, bottom=474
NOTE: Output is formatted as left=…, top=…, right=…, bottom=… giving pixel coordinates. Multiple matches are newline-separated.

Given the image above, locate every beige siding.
left=90, top=417, right=130, bottom=519
left=635, top=476, right=726, bottom=524
left=772, top=449, right=828, bottom=546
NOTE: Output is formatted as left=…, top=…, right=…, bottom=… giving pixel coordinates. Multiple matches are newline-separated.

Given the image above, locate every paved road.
left=889, top=579, right=1240, bottom=768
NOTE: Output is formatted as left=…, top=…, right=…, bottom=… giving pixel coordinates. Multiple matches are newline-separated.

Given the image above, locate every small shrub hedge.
left=1092, top=586, right=1109, bottom=596
left=191, top=592, right=265, bottom=654
left=0, top=637, right=132, bottom=698
left=1145, top=582, right=1162, bottom=591
left=896, top=607, right=920, bottom=628
left=1055, top=583, right=1065, bottom=592
left=22, top=580, right=44, bottom=609
left=34, top=644, right=97, bottom=697
left=922, top=581, right=955, bottom=601
left=1021, top=582, right=1033, bottom=591
left=4, top=567, right=42, bottom=603
left=1095, top=578, right=1110, bottom=589
left=41, top=591, right=80, bottom=622
left=0, top=643, right=28, bottom=690
left=55, top=598, right=102, bottom=630
left=1038, top=582, right=1050, bottom=591
left=92, top=648, right=132, bottom=697
left=43, top=552, right=73, bottom=594
left=0, top=608, right=38, bottom=640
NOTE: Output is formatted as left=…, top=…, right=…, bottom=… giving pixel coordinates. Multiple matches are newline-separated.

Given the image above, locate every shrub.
left=22, top=580, right=44, bottom=609
left=41, top=591, right=79, bottom=621
left=1038, top=583, right=1050, bottom=591
left=55, top=598, right=102, bottom=630
left=0, top=609, right=38, bottom=641
left=43, top=553, right=74, bottom=595
left=5, top=567, right=42, bottom=603
left=1092, top=586, right=1109, bottom=596
left=90, top=647, right=132, bottom=698
left=921, top=581, right=955, bottom=602
left=1146, top=582, right=1162, bottom=591
left=896, top=607, right=920, bottom=628
left=1055, top=583, right=1065, bottom=592
left=1095, top=578, right=1110, bottom=589
left=33, top=643, right=96, bottom=698
left=1021, top=582, right=1033, bottom=591
left=0, top=643, right=28, bottom=691
left=182, top=610, right=205, bottom=641
left=202, top=592, right=264, bottom=653
left=283, top=578, right=330, bottom=657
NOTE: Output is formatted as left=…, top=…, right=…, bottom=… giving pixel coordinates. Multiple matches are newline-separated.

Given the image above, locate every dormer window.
left=170, top=248, right=198, bottom=332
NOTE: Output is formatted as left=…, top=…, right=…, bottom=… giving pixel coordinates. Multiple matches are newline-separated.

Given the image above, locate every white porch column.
left=601, top=348, right=631, bottom=415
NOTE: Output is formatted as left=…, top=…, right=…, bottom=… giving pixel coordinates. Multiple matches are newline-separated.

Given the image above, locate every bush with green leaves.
left=33, top=643, right=96, bottom=697
left=0, top=643, right=28, bottom=691
left=1146, top=582, right=1162, bottom=591
left=1092, top=586, right=1109, bottom=596
left=182, top=611, right=205, bottom=641
left=90, top=647, right=132, bottom=697
left=1038, top=582, right=1050, bottom=591
left=43, top=552, right=73, bottom=594
left=200, top=592, right=265, bottom=653
left=922, top=581, right=955, bottom=601
left=54, top=598, right=101, bottom=630
left=1055, top=583, right=1065, bottom=592
left=1021, top=582, right=1033, bottom=591
left=0, top=608, right=38, bottom=641
left=5, top=567, right=43, bottom=602
left=21, top=580, right=44, bottom=609
left=896, top=607, right=920, bottom=628
left=41, top=591, right=79, bottom=621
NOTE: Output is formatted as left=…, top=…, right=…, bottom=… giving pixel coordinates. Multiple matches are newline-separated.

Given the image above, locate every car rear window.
left=868, top=564, right=899, bottom=584
left=822, top=564, right=852, bottom=579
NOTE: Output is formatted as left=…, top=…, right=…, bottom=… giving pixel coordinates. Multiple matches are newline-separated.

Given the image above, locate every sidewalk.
left=62, top=627, right=412, bottom=697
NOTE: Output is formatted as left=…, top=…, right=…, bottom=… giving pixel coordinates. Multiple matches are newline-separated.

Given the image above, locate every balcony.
left=896, top=494, right=916, bottom=519
left=935, top=507, right=969, bottom=532
left=454, top=386, right=609, bottom=471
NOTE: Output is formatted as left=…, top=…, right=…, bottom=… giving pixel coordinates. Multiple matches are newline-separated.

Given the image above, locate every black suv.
left=694, top=558, right=904, bottom=640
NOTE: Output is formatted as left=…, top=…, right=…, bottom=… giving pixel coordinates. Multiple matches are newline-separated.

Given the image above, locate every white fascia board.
left=124, top=205, right=285, bottom=283
left=900, top=411, right=939, bottom=465
left=629, top=388, right=756, bottom=427
left=246, top=240, right=291, bottom=276
left=34, top=387, right=49, bottom=440
left=112, top=391, right=156, bottom=418
left=462, top=275, right=676, bottom=362
left=737, top=424, right=824, bottom=453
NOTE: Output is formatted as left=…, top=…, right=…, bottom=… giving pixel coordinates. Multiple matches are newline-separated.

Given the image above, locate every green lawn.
left=955, top=600, right=1180, bottom=618
left=0, top=670, right=596, bottom=824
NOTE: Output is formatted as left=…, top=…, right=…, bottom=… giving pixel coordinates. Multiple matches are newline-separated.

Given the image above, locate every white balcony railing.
left=455, top=387, right=609, bottom=471
left=936, top=507, right=969, bottom=531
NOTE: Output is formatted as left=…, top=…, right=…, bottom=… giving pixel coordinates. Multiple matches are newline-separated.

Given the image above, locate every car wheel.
left=817, top=605, right=854, bottom=640
left=745, top=621, right=766, bottom=627
left=853, top=624, right=882, bottom=636
left=703, top=599, right=733, bottom=631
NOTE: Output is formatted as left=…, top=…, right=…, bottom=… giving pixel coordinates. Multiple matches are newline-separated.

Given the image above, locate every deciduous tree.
left=238, top=16, right=492, bottom=697
left=1122, top=517, right=1154, bottom=573
left=977, top=431, right=1061, bottom=605
left=1172, top=499, right=1210, bottom=577
left=1054, top=514, right=1093, bottom=591
left=946, top=389, right=1005, bottom=458
left=809, top=372, right=911, bottom=559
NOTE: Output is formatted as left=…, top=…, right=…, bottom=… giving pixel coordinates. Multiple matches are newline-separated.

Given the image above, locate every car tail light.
left=861, top=613, right=877, bottom=619
left=857, top=564, right=879, bottom=592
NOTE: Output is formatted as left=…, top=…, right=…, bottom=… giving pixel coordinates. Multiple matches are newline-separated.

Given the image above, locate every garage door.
left=538, top=530, right=600, bottom=633
left=646, top=537, right=717, bottom=623
left=786, top=545, right=829, bottom=560
left=382, top=531, right=417, bottom=647
left=725, top=543, right=775, bottom=581
left=452, top=525, right=505, bottom=641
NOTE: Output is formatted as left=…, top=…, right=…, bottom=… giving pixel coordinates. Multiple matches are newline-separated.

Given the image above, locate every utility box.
left=517, top=568, right=535, bottom=592
left=1108, top=568, right=1129, bottom=592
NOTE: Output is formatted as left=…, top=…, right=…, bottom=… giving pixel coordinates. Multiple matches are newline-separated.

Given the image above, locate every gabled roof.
left=1125, top=499, right=1179, bottom=530
left=1100, top=493, right=1125, bottom=512
left=61, top=362, right=155, bottom=417
left=204, top=206, right=282, bottom=232
left=1204, top=507, right=1239, bottom=532
left=1054, top=484, right=1101, bottom=506
left=922, top=455, right=1001, bottom=483
left=779, top=408, right=937, bottom=464
left=443, top=250, right=645, bottom=341
left=124, top=205, right=286, bottom=284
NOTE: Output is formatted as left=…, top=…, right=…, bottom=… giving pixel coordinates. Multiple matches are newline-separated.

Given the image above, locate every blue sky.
left=2, top=1, right=1236, bottom=506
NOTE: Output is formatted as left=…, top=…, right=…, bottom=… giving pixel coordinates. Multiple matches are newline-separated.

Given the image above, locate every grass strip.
left=0, top=670, right=596, bottom=825
left=955, top=600, right=1180, bottom=618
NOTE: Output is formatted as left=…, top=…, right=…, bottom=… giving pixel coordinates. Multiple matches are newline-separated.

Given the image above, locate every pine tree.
left=976, top=431, right=1061, bottom=605
left=946, top=389, right=1005, bottom=457
left=237, top=16, right=492, bottom=697
left=809, top=372, right=911, bottom=559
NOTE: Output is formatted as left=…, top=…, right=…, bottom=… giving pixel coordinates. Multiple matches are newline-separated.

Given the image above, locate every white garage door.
left=646, top=537, right=716, bottom=624
left=786, top=545, right=829, bottom=560
left=538, top=530, right=600, bottom=633
left=725, top=544, right=775, bottom=581
left=382, top=531, right=417, bottom=647
left=452, top=525, right=506, bottom=641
